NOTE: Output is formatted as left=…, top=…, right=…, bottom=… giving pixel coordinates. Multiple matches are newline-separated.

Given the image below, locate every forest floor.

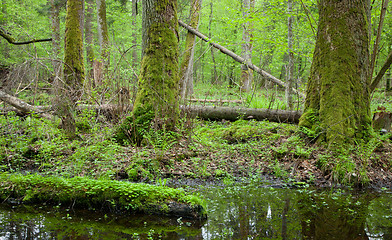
left=1, top=109, right=392, bottom=190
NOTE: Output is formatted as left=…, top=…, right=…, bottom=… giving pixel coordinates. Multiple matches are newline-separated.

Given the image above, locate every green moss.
left=64, top=0, right=85, bottom=86
left=301, top=1, right=371, bottom=147
left=0, top=173, right=207, bottom=219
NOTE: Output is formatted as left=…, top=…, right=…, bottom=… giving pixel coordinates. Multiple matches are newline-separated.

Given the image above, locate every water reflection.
left=1, top=184, right=392, bottom=239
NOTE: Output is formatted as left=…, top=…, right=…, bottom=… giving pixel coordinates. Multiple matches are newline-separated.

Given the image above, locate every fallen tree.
left=1, top=89, right=302, bottom=124
left=178, top=20, right=305, bottom=98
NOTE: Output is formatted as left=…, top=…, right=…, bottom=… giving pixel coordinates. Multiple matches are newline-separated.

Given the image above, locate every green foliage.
left=0, top=173, right=206, bottom=218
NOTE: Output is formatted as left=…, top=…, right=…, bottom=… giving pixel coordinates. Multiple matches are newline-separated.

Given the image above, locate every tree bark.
left=286, top=0, right=294, bottom=109
left=120, top=0, right=180, bottom=144
left=209, top=1, right=218, bottom=84
left=60, top=0, right=85, bottom=138
left=96, top=0, right=110, bottom=84
left=179, top=0, right=201, bottom=99
left=178, top=20, right=304, bottom=98
left=240, top=0, right=253, bottom=92
left=131, top=0, right=138, bottom=83
left=85, top=0, right=95, bottom=84
left=48, top=0, right=62, bottom=80
left=298, top=0, right=371, bottom=146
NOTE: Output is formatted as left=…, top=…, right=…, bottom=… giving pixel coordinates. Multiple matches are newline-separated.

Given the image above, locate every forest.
left=1, top=0, right=392, bottom=230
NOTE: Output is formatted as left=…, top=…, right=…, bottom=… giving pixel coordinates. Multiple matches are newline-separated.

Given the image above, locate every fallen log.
left=187, top=98, right=243, bottom=104
left=1, top=90, right=302, bottom=124
left=0, top=89, right=53, bottom=120
left=182, top=105, right=302, bottom=123
left=178, top=20, right=305, bottom=98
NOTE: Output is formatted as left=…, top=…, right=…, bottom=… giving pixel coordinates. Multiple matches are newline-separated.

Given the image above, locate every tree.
left=96, top=0, right=109, bottom=85
left=56, top=0, right=85, bottom=138
left=298, top=0, right=371, bottom=147
left=240, top=0, right=254, bottom=92
left=285, top=0, right=294, bottom=110
left=179, top=0, right=202, bottom=99
left=116, top=0, right=180, bottom=144
left=85, top=0, right=95, bottom=84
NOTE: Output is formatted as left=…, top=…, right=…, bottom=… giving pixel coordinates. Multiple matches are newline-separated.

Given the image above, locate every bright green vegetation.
left=0, top=203, right=203, bottom=239
left=0, top=172, right=206, bottom=219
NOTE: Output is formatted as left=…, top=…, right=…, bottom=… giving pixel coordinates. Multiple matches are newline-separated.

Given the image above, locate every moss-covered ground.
left=1, top=97, right=392, bottom=192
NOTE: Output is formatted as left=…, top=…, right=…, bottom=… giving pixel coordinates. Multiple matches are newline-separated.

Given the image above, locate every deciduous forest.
left=1, top=0, right=392, bottom=238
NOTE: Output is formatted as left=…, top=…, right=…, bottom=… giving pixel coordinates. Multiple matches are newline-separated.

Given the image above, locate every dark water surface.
left=1, top=182, right=392, bottom=239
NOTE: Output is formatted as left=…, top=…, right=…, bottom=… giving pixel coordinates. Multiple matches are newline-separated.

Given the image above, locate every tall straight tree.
left=240, top=0, right=254, bottom=92
left=119, top=0, right=179, bottom=144
left=85, top=0, right=95, bottom=83
left=285, top=0, right=294, bottom=109
left=96, top=0, right=109, bottom=84
left=299, top=0, right=371, bottom=146
left=179, top=0, right=202, bottom=99
left=58, top=0, right=85, bottom=137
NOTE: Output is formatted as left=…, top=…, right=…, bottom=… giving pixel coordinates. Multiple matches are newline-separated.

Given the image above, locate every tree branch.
left=370, top=49, right=392, bottom=92
left=178, top=20, right=305, bottom=98
left=0, top=27, right=52, bottom=45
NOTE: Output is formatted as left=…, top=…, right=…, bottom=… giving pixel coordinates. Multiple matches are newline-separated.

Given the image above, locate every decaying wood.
left=182, top=105, right=302, bottom=123
left=1, top=90, right=301, bottom=124
left=178, top=20, right=305, bottom=98
left=373, top=106, right=392, bottom=132
left=187, top=99, right=243, bottom=104
left=0, top=90, right=53, bottom=120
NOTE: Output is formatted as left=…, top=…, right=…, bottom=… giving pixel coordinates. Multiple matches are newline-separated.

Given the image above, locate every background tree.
left=240, top=0, right=254, bottom=92
left=179, top=0, right=202, bottom=99
left=96, top=0, right=109, bottom=85
left=298, top=0, right=371, bottom=146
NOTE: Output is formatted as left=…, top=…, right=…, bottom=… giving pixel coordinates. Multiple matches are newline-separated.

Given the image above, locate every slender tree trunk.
left=179, top=0, right=201, bottom=99
left=285, top=0, right=294, bottom=110
left=209, top=1, right=217, bottom=84
left=131, top=0, right=138, bottom=83
left=299, top=0, right=371, bottom=147
left=96, top=0, right=109, bottom=85
left=49, top=0, right=61, bottom=78
left=85, top=0, right=95, bottom=85
left=240, top=0, right=254, bottom=92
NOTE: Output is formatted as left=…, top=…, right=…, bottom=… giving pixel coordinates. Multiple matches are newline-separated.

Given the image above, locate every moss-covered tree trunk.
left=49, top=0, right=62, bottom=78
left=96, top=0, right=109, bottom=85
left=120, top=0, right=179, bottom=144
left=298, top=0, right=372, bottom=147
left=179, top=0, right=201, bottom=99
left=63, top=0, right=85, bottom=98
left=57, top=0, right=85, bottom=138
left=85, top=0, right=95, bottom=86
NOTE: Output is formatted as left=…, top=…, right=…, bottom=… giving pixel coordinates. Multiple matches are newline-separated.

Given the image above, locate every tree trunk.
left=49, top=0, right=62, bottom=78
left=209, top=1, right=218, bottom=84
left=96, top=0, right=109, bottom=85
left=131, top=0, right=138, bottom=83
left=85, top=0, right=95, bottom=85
left=240, top=0, right=253, bottom=92
left=179, top=0, right=201, bottom=99
left=121, top=0, right=179, bottom=144
left=60, top=0, right=85, bottom=138
left=298, top=0, right=371, bottom=146
left=285, top=0, right=294, bottom=110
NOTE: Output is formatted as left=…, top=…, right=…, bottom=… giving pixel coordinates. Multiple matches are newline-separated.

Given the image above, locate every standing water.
left=1, top=182, right=392, bottom=239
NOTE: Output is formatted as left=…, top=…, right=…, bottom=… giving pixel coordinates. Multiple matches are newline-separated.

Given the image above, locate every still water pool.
left=1, top=182, right=392, bottom=239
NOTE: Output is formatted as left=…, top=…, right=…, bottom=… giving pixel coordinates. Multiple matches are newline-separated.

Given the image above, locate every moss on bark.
left=116, top=0, right=179, bottom=144
left=64, top=0, right=85, bottom=93
left=299, top=0, right=372, bottom=147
